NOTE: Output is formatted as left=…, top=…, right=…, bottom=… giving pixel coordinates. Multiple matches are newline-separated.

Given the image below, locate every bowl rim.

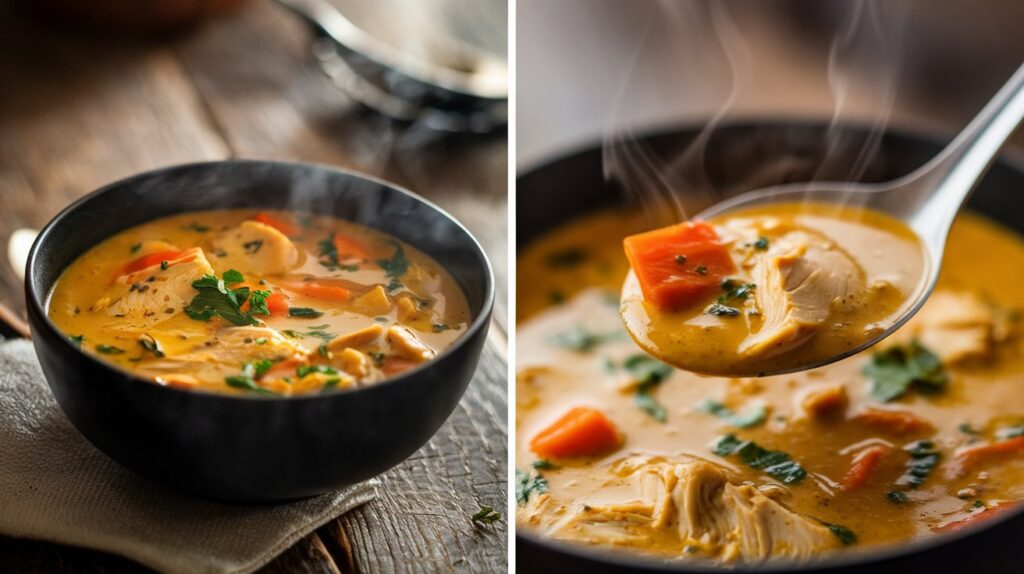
left=26, top=158, right=496, bottom=403
left=513, top=119, right=1024, bottom=570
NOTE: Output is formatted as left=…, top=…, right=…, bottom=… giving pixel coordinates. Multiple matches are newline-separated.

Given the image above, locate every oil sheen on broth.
left=49, top=210, right=470, bottom=395
left=620, top=203, right=926, bottom=376
left=516, top=209, right=1024, bottom=564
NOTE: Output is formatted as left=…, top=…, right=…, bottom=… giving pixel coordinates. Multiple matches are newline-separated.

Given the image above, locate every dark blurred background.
left=517, top=0, right=1024, bottom=171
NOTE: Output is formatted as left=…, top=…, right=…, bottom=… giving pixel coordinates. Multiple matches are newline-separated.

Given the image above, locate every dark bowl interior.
left=516, top=122, right=1024, bottom=572
left=26, top=160, right=493, bottom=502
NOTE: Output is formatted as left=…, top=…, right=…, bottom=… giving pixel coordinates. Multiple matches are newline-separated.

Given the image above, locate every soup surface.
left=49, top=209, right=471, bottom=395
left=516, top=209, right=1024, bottom=565
left=620, top=203, right=925, bottom=376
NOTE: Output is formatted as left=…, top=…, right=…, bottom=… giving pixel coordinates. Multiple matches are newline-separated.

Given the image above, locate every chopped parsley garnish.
left=248, top=289, right=271, bottom=316
left=753, top=236, right=770, bottom=250
left=895, top=440, right=940, bottom=488
left=864, top=341, right=948, bottom=402
left=377, top=241, right=410, bottom=280
left=130, top=243, right=141, bottom=254
left=705, top=302, right=741, bottom=317
left=297, top=364, right=338, bottom=378
left=549, top=325, right=616, bottom=353
left=532, top=459, right=558, bottom=470
left=471, top=506, right=502, bottom=524
left=719, top=279, right=755, bottom=302
left=622, top=354, right=672, bottom=422
left=887, top=491, right=909, bottom=504
left=68, top=334, right=84, bottom=346
left=822, top=522, right=857, bottom=545
left=185, top=270, right=261, bottom=326
left=695, top=399, right=766, bottom=428
left=958, top=423, right=979, bottom=435
left=712, top=434, right=806, bottom=484
left=95, top=344, right=124, bottom=355
left=281, top=330, right=304, bottom=339
left=225, top=360, right=276, bottom=395
left=254, top=337, right=268, bottom=345
left=695, top=265, right=708, bottom=275
left=545, top=247, right=587, bottom=268
left=243, top=240, right=263, bottom=254
left=184, top=223, right=210, bottom=232
left=432, top=323, right=450, bottom=333
left=320, top=378, right=342, bottom=392
left=515, top=469, right=549, bottom=505
left=160, top=260, right=169, bottom=271
left=288, top=307, right=324, bottom=318
left=138, top=334, right=165, bottom=358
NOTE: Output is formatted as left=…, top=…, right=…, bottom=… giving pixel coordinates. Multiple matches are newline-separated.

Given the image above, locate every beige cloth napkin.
left=0, top=338, right=378, bottom=574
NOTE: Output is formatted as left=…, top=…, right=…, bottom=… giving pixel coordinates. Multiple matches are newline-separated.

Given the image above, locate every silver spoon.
left=692, top=61, right=1024, bottom=373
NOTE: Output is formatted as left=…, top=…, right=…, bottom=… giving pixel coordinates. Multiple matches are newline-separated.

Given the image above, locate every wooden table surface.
left=0, top=1, right=508, bottom=572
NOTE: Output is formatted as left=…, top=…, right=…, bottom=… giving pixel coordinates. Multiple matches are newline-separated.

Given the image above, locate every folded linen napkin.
left=0, top=338, right=377, bottom=574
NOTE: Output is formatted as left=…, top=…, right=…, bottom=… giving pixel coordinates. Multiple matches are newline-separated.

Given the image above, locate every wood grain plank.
left=258, top=534, right=341, bottom=574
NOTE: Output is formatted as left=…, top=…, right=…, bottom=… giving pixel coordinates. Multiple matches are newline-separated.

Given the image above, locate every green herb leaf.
left=863, top=341, right=948, bottom=402
left=288, top=307, right=324, bottom=318
left=635, top=391, right=667, bottom=422
left=137, top=334, right=165, bottom=358
left=823, top=522, right=857, bottom=545
left=297, top=364, right=338, bottom=378
left=249, top=289, right=271, bottom=315
left=515, top=469, right=549, bottom=506
left=887, top=491, right=909, bottom=504
left=225, top=375, right=275, bottom=395
left=243, top=240, right=263, bottom=254
left=895, top=440, right=940, bottom=488
left=130, top=243, right=141, bottom=254
left=958, top=422, right=979, bottom=435
left=184, top=223, right=210, bottom=232
left=95, top=344, right=125, bottom=355
left=185, top=272, right=259, bottom=326
left=545, top=247, right=587, bottom=268
left=719, top=279, right=756, bottom=302
left=549, top=325, right=610, bottom=353
left=753, top=236, right=769, bottom=250
left=696, top=399, right=766, bottom=429
left=282, top=330, right=304, bottom=339
left=160, top=260, right=169, bottom=271
left=377, top=241, right=409, bottom=280
left=712, top=434, right=806, bottom=484
left=622, top=354, right=672, bottom=390
left=532, top=459, right=558, bottom=470
left=431, top=323, right=450, bottom=333
left=471, top=506, right=502, bottom=524
left=69, top=334, right=85, bottom=346
left=706, top=302, right=741, bottom=317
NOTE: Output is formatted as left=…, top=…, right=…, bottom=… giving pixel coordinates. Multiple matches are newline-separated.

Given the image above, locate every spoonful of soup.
left=621, top=61, right=1024, bottom=377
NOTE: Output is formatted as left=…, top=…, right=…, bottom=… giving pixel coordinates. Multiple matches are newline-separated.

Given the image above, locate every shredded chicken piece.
left=333, top=347, right=372, bottom=379
left=387, top=325, right=436, bottom=362
left=907, top=291, right=1003, bottom=364
left=211, top=220, right=299, bottom=275
left=327, top=324, right=384, bottom=351
left=349, top=285, right=392, bottom=317
left=522, top=456, right=839, bottom=562
left=96, top=247, right=214, bottom=330
left=741, top=231, right=867, bottom=359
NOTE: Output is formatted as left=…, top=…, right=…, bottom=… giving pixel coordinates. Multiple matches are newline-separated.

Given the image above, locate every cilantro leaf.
left=515, top=469, right=549, bottom=505
left=95, top=344, right=124, bottom=355
left=377, top=241, right=409, bottom=280
left=297, top=364, right=338, bottom=378
left=185, top=271, right=259, bottom=326
left=471, top=506, right=502, bottom=524
left=635, top=391, right=667, bottom=422
left=706, top=302, right=741, bottom=317
left=864, top=341, right=948, bottom=402
left=696, top=399, right=766, bottom=428
left=288, top=307, right=323, bottom=318
left=712, top=434, right=806, bottom=484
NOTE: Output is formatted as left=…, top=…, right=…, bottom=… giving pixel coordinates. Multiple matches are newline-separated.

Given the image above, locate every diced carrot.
left=119, top=250, right=185, bottom=276
left=266, top=291, right=289, bottom=315
left=282, top=280, right=352, bottom=302
left=251, top=212, right=298, bottom=236
left=623, top=220, right=736, bottom=311
left=530, top=407, right=623, bottom=459
left=332, top=234, right=371, bottom=261
left=851, top=408, right=934, bottom=435
left=841, top=445, right=888, bottom=492
left=935, top=502, right=1022, bottom=533
left=947, top=436, right=1024, bottom=478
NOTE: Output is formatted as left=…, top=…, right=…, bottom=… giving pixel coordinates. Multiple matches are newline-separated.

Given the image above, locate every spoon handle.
left=0, top=302, right=30, bottom=340
left=904, top=62, right=1024, bottom=243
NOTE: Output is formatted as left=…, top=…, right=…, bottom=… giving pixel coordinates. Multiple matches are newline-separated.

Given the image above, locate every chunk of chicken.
left=210, top=220, right=299, bottom=275
left=907, top=291, right=1001, bottom=364
left=741, top=231, right=866, bottom=359
left=94, top=247, right=214, bottom=330
left=136, top=326, right=310, bottom=382
left=386, top=325, right=436, bottom=362
left=523, top=456, right=838, bottom=561
left=326, top=324, right=384, bottom=352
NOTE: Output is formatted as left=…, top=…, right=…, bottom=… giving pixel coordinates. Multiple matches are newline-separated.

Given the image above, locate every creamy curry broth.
left=620, top=203, right=925, bottom=376
left=49, top=209, right=471, bottom=395
left=516, top=209, right=1024, bottom=563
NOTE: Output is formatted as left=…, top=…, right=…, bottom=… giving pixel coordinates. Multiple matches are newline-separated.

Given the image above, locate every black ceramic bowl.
left=516, top=122, right=1024, bottom=572
left=26, top=160, right=493, bottom=503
